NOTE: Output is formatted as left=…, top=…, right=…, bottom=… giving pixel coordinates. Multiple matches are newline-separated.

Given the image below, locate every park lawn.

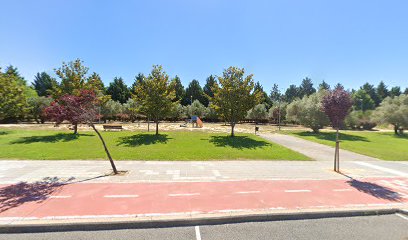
left=0, top=129, right=309, bottom=161
left=286, top=131, right=408, bottom=161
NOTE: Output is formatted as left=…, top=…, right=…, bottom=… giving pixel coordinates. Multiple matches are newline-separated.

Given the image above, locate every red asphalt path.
left=0, top=177, right=407, bottom=220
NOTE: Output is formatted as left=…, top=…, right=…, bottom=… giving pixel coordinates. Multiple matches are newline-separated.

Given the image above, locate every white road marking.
left=396, top=213, right=408, bottom=221
left=48, top=195, right=71, bottom=199
left=333, top=189, right=353, bottom=192
left=235, top=191, right=261, bottom=194
left=195, top=226, right=202, bottom=240
left=353, top=161, right=408, bottom=177
left=168, top=193, right=200, bottom=197
left=284, top=190, right=311, bottom=193
left=104, top=195, right=139, bottom=198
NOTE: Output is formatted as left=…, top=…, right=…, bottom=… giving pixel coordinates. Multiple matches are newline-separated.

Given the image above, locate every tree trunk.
left=90, top=123, right=118, bottom=174
left=147, top=117, right=150, bottom=132
left=73, top=123, right=78, bottom=134
left=155, top=120, right=159, bottom=135
left=231, top=122, right=235, bottom=137
left=394, top=125, right=399, bottom=135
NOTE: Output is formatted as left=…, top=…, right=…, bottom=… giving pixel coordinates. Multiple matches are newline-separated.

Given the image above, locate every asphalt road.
left=1, top=214, right=407, bottom=240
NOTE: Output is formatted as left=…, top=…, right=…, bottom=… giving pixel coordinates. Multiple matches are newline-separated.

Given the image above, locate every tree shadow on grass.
left=340, top=173, right=402, bottom=202
left=0, top=131, right=8, bottom=136
left=0, top=177, right=74, bottom=213
left=117, top=134, right=171, bottom=147
left=295, top=132, right=369, bottom=142
left=209, top=135, right=271, bottom=149
left=10, top=133, right=94, bottom=144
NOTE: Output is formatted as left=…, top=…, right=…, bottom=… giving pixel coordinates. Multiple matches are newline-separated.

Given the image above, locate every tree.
left=319, top=80, right=331, bottom=91
left=286, top=91, right=329, bottom=133
left=321, top=86, right=352, bottom=172
left=170, top=75, right=185, bottom=102
left=106, top=77, right=131, bottom=104
left=53, top=59, right=103, bottom=98
left=270, top=84, right=281, bottom=102
left=299, top=77, right=316, bottom=97
left=28, top=96, right=53, bottom=123
left=45, top=90, right=118, bottom=174
left=131, top=73, right=145, bottom=94
left=268, top=102, right=287, bottom=124
left=373, top=94, right=408, bottom=135
left=203, top=75, right=216, bottom=106
left=345, top=110, right=377, bottom=130
left=133, top=65, right=176, bottom=135
left=361, top=83, right=380, bottom=106
left=186, top=100, right=207, bottom=118
left=284, top=84, right=300, bottom=103
left=404, top=88, right=408, bottom=95
left=390, top=86, right=401, bottom=97
left=0, top=71, right=29, bottom=122
left=101, top=99, right=123, bottom=122
left=247, top=104, right=268, bottom=124
left=376, top=81, right=389, bottom=104
left=254, top=82, right=272, bottom=108
left=210, top=66, right=259, bottom=137
left=87, top=72, right=105, bottom=93
left=352, top=89, right=375, bottom=111
left=123, top=98, right=140, bottom=122
left=33, top=72, right=57, bottom=97
left=183, top=79, right=206, bottom=106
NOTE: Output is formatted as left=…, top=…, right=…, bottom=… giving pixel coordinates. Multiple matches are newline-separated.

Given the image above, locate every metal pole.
left=278, top=99, right=281, bottom=131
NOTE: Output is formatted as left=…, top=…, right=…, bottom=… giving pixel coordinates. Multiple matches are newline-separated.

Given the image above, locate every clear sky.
left=1, top=0, right=407, bottom=92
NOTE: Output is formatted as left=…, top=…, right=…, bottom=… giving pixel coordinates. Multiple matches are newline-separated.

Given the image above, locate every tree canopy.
left=106, top=77, right=131, bottom=104
left=33, top=72, right=57, bottom=97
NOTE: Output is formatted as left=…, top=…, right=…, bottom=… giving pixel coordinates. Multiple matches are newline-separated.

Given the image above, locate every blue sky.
left=1, top=0, right=407, bottom=92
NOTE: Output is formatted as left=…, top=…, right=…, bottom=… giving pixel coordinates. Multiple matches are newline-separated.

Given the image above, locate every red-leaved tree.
left=321, top=86, right=352, bottom=172
left=45, top=90, right=118, bottom=174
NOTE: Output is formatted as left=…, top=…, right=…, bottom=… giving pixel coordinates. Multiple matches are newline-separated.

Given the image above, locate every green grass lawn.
left=0, top=129, right=309, bottom=161
left=286, top=131, right=408, bottom=161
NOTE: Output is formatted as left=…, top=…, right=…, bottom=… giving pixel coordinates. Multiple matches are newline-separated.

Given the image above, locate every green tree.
left=352, top=89, right=375, bottom=111
left=101, top=99, right=123, bottom=122
left=0, top=71, right=29, bottom=122
left=87, top=72, right=105, bottom=93
left=203, top=75, right=216, bottom=106
left=210, top=66, right=259, bottom=136
left=183, top=79, right=205, bottom=106
left=133, top=65, right=176, bottom=135
left=106, top=77, right=131, bottom=104
left=123, top=98, right=140, bottom=122
left=404, top=88, right=408, bottom=95
left=299, top=77, right=316, bottom=97
left=373, top=94, right=408, bottom=135
left=318, top=80, right=331, bottom=91
left=131, top=73, right=145, bottom=94
left=247, top=104, right=268, bottom=123
left=286, top=91, right=329, bottom=133
left=270, top=84, right=282, bottom=102
left=284, top=84, right=300, bottom=103
left=361, top=83, right=380, bottom=106
left=33, top=72, right=58, bottom=96
left=186, top=100, right=207, bottom=118
left=390, top=86, right=401, bottom=97
left=254, top=82, right=272, bottom=108
left=28, top=96, right=53, bottom=123
left=170, top=75, right=185, bottom=102
left=53, top=59, right=103, bottom=97
left=376, top=81, right=389, bottom=103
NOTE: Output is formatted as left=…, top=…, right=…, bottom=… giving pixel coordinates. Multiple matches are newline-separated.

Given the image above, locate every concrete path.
left=259, top=133, right=380, bottom=162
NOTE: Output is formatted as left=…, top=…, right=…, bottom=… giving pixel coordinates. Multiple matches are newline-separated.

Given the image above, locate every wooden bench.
left=103, top=124, right=123, bottom=131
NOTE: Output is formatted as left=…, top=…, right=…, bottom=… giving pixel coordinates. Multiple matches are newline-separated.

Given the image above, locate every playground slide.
left=197, top=117, right=203, bottom=128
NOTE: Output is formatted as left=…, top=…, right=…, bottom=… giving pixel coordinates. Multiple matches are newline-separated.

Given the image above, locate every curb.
left=0, top=208, right=405, bottom=233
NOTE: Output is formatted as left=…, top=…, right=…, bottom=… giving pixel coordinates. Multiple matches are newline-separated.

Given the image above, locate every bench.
left=103, top=124, right=123, bottom=131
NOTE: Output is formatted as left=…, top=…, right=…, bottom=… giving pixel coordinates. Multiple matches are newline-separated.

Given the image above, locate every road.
left=1, top=214, right=407, bottom=240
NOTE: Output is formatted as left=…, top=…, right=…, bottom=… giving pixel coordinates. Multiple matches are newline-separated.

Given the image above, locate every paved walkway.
left=259, top=133, right=380, bottom=162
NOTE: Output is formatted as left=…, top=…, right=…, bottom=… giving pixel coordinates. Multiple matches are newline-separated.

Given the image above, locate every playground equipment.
left=180, top=116, right=203, bottom=128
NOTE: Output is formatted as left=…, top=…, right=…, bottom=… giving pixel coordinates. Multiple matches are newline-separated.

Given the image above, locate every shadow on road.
left=209, top=135, right=271, bottom=149
left=340, top=173, right=402, bottom=201
left=117, top=134, right=171, bottom=147
left=295, top=132, right=369, bottom=142
left=10, top=133, right=94, bottom=144
left=0, top=177, right=73, bottom=213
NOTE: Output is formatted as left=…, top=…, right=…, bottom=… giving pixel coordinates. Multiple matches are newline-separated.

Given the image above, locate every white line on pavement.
left=353, top=161, right=408, bottom=177
left=396, top=213, right=408, bottom=221
left=104, top=195, right=139, bottom=198
left=195, top=226, right=202, bottom=240
left=284, top=190, right=311, bottom=193
left=235, top=191, right=261, bottom=194
left=168, top=193, right=200, bottom=197
left=48, top=195, right=71, bottom=199
left=333, top=189, right=353, bottom=192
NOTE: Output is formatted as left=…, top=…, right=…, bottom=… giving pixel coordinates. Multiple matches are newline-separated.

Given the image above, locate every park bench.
left=103, top=124, right=123, bottom=131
